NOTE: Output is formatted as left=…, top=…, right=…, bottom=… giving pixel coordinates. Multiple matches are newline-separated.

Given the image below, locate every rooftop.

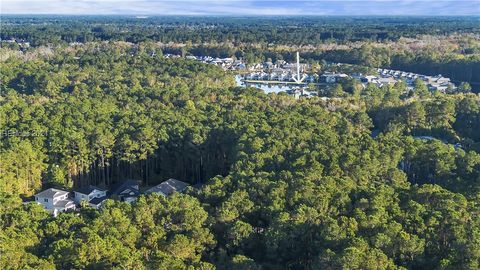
left=35, top=188, right=69, bottom=198
left=146, top=178, right=189, bottom=196
left=111, top=179, right=140, bottom=195
left=74, top=185, right=106, bottom=195
left=89, top=196, right=108, bottom=205
left=54, top=199, right=75, bottom=208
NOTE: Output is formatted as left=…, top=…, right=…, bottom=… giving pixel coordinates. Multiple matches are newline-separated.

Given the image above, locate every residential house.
left=360, top=75, right=378, bottom=83
left=34, top=188, right=75, bottom=216
left=88, top=196, right=108, bottom=209
left=145, top=178, right=189, bottom=197
left=377, top=77, right=397, bottom=86
left=73, top=185, right=108, bottom=209
left=111, top=180, right=140, bottom=203
left=321, top=73, right=349, bottom=83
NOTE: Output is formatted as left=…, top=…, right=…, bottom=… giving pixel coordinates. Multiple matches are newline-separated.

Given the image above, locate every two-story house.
left=34, top=188, right=76, bottom=216
left=73, top=185, right=108, bottom=209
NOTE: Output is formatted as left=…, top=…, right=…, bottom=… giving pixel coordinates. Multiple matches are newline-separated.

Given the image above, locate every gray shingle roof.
left=89, top=196, right=108, bottom=205
left=35, top=188, right=69, bottom=199
left=74, top=185, right=106, bottom=195
left=111, top=180, right=139, bottom=196
left=146, top=179, right=189, bottom=196
left=119, top=188, right=140, bottom=196
left=54, top=199, right=75, bottom=208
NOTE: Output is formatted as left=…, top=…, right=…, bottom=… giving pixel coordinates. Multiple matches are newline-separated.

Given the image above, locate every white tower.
left=297, top=51, right=300, bottom=82
left=293, top=51, right=306, bottom=84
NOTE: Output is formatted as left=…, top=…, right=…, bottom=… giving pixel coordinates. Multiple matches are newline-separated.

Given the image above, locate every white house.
left=321, top=73, right=348, bottom=83
left=145, top=178, right=189, bottom=197
left=34, top=188, right=75, bottom=216
left=73, top=185, right=108, bottom=208
left=73, top=185, right=107, bottom=204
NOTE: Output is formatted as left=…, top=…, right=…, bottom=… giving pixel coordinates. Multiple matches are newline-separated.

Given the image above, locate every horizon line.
left=2, top=14, right=480, bottom=17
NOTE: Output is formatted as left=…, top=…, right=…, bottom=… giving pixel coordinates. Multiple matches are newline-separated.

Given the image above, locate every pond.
left=235, top=75, right=299, bottom=94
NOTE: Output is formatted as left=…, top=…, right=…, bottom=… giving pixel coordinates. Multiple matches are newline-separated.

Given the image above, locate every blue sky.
left=2, top=0, right=479, bottom=16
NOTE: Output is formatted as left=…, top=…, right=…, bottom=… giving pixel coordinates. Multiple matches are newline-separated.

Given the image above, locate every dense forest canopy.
left=2, top=16, right=480, bottom=45
left=1, top=17, right=480, bottom=270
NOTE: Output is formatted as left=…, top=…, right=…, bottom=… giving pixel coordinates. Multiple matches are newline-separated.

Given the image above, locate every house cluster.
left=250, top=60, right=309, bottom=72
left=188, top=56, right=310, bottom=73
left=319, top=72, right=349, bottom=83
left=0, top=38, right=30, bottom=48
left=238, top=58, right=457, bottom=94
left=34, top=178, right=190, bottom=216
left=241, top=59, right=316, bottom=83
left=168, top=54, right=318, bottom=76
left=243, top=71, right=317, bottom=83
left=353, top=68, right=456, bottom=92
left=163, top=54, right=247, bottom=70
left=186, top=55, right=246, bottom=70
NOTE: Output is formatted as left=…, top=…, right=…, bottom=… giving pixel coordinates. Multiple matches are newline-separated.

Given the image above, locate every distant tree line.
left=2, top=16, right=479, bottom=46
